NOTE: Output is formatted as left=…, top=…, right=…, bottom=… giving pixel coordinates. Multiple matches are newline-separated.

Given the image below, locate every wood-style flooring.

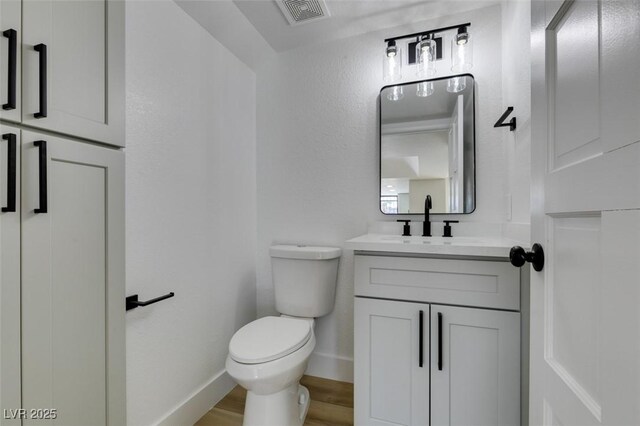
left=195, top=375, right=354, bottom=426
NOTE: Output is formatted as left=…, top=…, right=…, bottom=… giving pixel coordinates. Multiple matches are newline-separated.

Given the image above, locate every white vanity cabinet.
left=354, top=253, right=521, bottom=426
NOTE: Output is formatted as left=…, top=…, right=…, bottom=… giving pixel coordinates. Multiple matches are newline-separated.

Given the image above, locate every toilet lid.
left=229, top=316, right=312, bottom=364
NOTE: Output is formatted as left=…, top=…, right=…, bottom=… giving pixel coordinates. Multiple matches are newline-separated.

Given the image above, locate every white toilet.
left=226, top=244, right=341, bottom=426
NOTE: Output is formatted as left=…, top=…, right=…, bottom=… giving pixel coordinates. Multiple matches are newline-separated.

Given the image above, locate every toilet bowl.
left=226, top=316, right=316, bottom=426
left=226, top=245, right=341, bottom=426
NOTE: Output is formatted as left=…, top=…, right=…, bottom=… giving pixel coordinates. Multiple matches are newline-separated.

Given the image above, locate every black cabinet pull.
left=34, top=43, right=47, bottom=118
left=437, top=312, right=443, bottom=371
left=1, top=133, right=16, bottom=212
left=126, top=292, right=175, bottom=311
left=2, top=29, right=17, bottom=111
left=419, top=310, right=424, bottom=368
left=34, top=140, right=47, bottom=213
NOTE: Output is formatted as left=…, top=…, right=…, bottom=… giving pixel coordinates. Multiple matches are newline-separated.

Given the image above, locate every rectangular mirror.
left=380, top=74, right=475, bottom=214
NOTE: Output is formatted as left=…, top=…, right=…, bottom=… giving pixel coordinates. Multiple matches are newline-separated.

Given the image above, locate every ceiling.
left=232, top=0, right=499, bottom=52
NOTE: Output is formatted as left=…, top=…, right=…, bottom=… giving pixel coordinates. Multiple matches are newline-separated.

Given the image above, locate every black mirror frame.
left=379, top=73, right=477, bottom=216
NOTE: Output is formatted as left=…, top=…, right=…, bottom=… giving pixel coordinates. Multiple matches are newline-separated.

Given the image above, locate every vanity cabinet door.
left=430, top=305, right=520, bottom=426
left=354, top=297, right=429, bottom=426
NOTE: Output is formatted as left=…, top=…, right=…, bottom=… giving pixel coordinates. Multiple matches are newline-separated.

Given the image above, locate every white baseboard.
left=155, top=369, right=236, bottom=426
left=305, top=351, right=353, bottom=383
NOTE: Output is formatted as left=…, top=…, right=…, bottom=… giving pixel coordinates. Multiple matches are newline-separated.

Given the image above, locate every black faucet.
left=422, top=195, right=432, bottom=237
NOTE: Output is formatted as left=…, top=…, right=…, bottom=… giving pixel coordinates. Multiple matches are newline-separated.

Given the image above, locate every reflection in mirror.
left=380, top=75, right=475, bottom=214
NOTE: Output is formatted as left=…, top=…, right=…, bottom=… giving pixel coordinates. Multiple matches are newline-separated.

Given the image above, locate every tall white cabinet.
left=354, top=254, right=521, bottom=426
left=0, top=0, right=124, bottom=424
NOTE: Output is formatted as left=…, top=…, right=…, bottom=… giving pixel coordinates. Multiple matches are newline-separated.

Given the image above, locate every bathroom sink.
left=378, top=235, right=486, bottom=244
left=345, top=234, right=517, bottom=258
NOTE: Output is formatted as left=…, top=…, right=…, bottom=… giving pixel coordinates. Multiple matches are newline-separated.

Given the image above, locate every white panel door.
left=0, top=124, right=20, bottom=426
left=430, top=305, right=520, bottom=426
left=354, top=297, right=429, bottom=426
left=21, top=130, right=125, bottom=426
left=530, top=0, right=640, bottom=425
left=21, top=0, right=124, bottom=147
left=0, top=0, right=21, bottom=124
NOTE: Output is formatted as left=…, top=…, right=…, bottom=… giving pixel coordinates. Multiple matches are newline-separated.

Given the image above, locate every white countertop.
left=344, top=234, right=519, bottom=258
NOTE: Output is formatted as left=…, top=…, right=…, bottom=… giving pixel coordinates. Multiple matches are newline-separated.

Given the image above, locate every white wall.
left=256, top=5, right=504, bottom=381
left=502, top=0, right=531, bottom=242
left=125, top=1, right=256, bottom=424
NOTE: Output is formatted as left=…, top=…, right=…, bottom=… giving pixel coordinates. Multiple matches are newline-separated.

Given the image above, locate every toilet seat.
left=229, top=316, right=312, bottom=364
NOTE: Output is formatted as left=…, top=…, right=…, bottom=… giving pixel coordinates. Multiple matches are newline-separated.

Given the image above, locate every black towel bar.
left=126, top=292, right=175, bottom=311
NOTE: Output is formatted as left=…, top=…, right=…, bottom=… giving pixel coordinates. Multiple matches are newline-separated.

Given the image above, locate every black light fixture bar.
left=384, top=22, right=471, bottom=43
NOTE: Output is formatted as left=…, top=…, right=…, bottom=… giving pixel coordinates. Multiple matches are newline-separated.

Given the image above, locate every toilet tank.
left=270, top=245, right=341, bottom=318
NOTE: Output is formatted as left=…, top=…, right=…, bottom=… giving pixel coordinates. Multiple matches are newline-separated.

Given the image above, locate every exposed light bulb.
left=451, top=26, right=473, bottom=72
left=455, top=30, right=469, bottom=45
left=383, top=40, right=402, bottom=82
left=416, top=34, right=436, bottom=78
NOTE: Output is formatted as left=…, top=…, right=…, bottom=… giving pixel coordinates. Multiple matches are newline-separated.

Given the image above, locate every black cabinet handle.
left=510, top=244, right=545, bottom=272
left=437, top=312, right=443, bottom=371
left=419, top=310, right=424, bottom=368
left=1, top=133, right=16, bottom=212
left=2, top=29, right=17, bottom=111
left=34, top=140, right=47, bottom=213
left=34, top=43, right=47, bottom=118
left=126, top=292, right=175, bottom=311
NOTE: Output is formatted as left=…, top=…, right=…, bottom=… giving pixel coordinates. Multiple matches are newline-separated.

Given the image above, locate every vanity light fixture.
left=383, top=22, right=471, bottom=80
left=383, top=40, right=402, bottom=83
left=451, top=25, right=473, bottom=72
left=416, top=34, right=436, bottom=78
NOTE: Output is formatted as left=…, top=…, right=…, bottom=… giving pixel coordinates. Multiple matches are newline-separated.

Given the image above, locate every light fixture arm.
left=384, top=22, right=471, bottom=44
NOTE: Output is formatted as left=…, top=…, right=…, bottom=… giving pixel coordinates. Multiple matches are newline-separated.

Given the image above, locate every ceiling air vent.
left=276, top=0, right=330, bottom=26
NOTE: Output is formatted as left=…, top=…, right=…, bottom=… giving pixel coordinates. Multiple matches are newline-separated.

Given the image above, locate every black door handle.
left=2, top=29, right=17, bottom=111
left=34, top=43, right=47, bottom=118
left=510, top=243, right=545, bottom=271
left=419, top=310, right=424, bottom=368
left=437, top=312, right=443, bottom=371
left=34, top=140, right=47, bottom=213
left=2, top=133, right=16, bottom=212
